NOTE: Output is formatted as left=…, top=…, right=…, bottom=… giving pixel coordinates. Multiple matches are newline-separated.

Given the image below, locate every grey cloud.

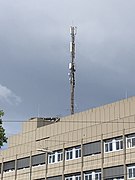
left=0, top=0, right=135, bottom=136
left=0, top=84, right=22, bottom=105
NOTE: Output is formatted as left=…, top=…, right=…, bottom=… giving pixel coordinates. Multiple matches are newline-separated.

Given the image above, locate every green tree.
left=0, top=110, right=7, bottom=148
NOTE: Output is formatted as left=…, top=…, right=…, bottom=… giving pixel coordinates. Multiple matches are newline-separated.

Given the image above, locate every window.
left=84, top=173, right=92, bottom=180
left=128, top=166, right=135, bottom=179
left=104, top=138, right=123, bottom=153
left=95, top=172, right=101, bottom=180
left=65, top=146, right=81, bottom=161
left=104, top=166, right=124, bottom=180
left=48, top=153, right=55, bottom=164
left=57, top=151, right=63, bottom=162
left=127, top=135, right=135, bottom=148
left=3, top=160, right=15, bottom=172
left=66, top=149, right=73, bottom=160
left=65, top=178, right=72, bottom=180
left=84, top=171, right=101, bottom=180
left=116, top=139, right=123, bottom=150
left=75, top=147, right=81, bottom=158
left=83, top=141, right=101, bottom=156
left=105, top=142, right=113, bottom=152
left=32, top=154, right=45, bottom=166
left=65, top=175, right=80, bottom=180
left=17, top=157, right=30, bottom=170
left=75, top=175, right=81, bottom=180
left=48, top=151, right=63, bottom=164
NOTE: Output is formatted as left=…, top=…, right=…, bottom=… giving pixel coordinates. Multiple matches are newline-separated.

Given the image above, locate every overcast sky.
left=0, top=0, right=135, bottom=137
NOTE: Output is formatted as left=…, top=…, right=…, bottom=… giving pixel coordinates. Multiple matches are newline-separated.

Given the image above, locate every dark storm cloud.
left=0, top=0, right=135, bottom=136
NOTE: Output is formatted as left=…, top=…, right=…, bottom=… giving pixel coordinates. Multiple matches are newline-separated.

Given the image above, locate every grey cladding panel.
left=104, top=166, right=124, bottom=179
left=17, top=157, right=30, bottom=169
left=47, top=176, right=62, bottom=180
left=83, top=141, right=101, bottom=156
left=3, top=160, right=15, bottom=171
left=32, top=153, right=45, bottom=166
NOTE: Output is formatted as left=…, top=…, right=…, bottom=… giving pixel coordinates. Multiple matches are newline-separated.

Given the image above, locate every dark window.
left=104, top=166, right=124, bottom=179
left=47, top=175, right=62, bottom=180
left=3, top=160, right=15, bottom=172
left=17, top=157, right=30, bottom=170
left=32, top=154, right=45, bottom=166
left=132, top=138, right=135, bottom=146
left=83, top=141, right=101, bottom=156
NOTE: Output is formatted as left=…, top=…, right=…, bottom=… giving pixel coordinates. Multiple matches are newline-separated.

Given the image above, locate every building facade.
left=1, top=97, right=135, bottom=180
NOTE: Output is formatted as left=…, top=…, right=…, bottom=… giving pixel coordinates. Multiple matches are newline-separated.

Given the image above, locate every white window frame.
left=127, top=166, right=135, bottom=179
left=75, top=175, right=81, bottom=180
left=65, top=149, right=73, bottom=160
left=75, top=147, right=81, bottom=159
left=104, top=138, right=123, bottom=153
left=57, top=151, right=63, bottom=162
left=116, top=139, right=123, bottom=151
left=65, top=177, right=73, bottom=180
left=95, top=172, right=101, bottom=180
left=84, top=171, right=101, bottom=180
left=84, top=173, right=92, bottom=180
left=65, top=147, right=81, bottom=161
left=126, top=136, right=135, bottom=149
left=48, top=153, right=55, bottom=164
left=104, top=141, right=113, bottom=153
left=65, top=175, right=81, bottom=180
left=48, top=151, right=63, bottom=164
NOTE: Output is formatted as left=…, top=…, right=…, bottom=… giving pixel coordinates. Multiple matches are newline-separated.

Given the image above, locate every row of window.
left=2, top=163, right=135, bottom=180
left=48, top=134, right=135, bottom=165
left=48, top=146, right=81, bottom=164
left=2, top=133, right=135, bottom=171
left=65, top=171, right=101, bottom=180
left=64, top=166, right=135, bottom=180
left=104, top=134, right=135, bottom=153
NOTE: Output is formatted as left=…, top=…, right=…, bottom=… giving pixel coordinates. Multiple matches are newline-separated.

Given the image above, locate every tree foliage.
left=0, top=110, right=7, bottom=148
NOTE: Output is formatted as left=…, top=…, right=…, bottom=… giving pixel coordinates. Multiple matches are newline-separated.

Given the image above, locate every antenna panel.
left=70, top=42, right=72, bottom=52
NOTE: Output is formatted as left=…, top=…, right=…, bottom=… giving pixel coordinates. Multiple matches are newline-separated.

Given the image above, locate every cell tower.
left=68, top=26, right=77, bottom=115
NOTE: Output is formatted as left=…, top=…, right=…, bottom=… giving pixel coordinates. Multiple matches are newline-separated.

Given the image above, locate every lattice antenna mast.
left=69, top=26, right=77, bottom=115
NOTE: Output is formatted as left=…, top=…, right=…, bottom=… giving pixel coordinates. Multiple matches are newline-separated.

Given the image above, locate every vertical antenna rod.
left=69, top=26, right=77, bottom=115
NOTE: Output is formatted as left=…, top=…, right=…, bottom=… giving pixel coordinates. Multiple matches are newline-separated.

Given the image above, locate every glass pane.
left=79, top=149, right=81, bottom=157
left=105, top=144, right=108, bottom=152
left=127, top=139, right=132, bottom=148
left=52, top=155, right=55, bottom=162
left=129, top=168, right=132, bottom=178
left=66, top=152, right=69, bottom=160
left=133, top=168, right=135, bottom=177
left=58, top=153, right=62, bottom=161
left=70, top=151, right=73, bottom=159
left=76, top=150, right=79, bottom=158
left=109, top=142, right=113, bottom=151
left=89, top=175, right=92, bottom=180
left=132, top=138, right=135, bottom=147
left=116, top=141, right=119, bottom=150
left=49, top=156, right=51, bottom=163
left=120, top=141, right=123, bottom=149
left=95, top=174, right=98, bottom=180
